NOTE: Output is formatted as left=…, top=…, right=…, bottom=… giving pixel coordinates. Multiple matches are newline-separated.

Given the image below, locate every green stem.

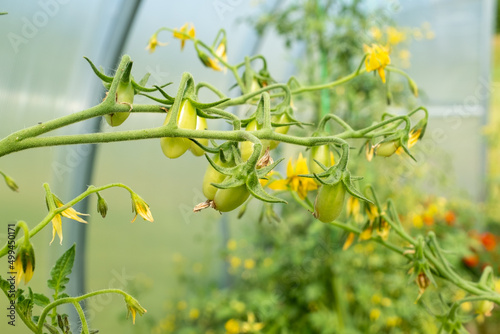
left=73, top=301, right=89, bottom=334
left=37, top=289, right=130, bottom=333
left=0, top=183, right=134, bottom=258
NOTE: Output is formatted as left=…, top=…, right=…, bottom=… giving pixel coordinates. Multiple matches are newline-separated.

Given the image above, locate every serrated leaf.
left=246, top=173, right=287, bottom=204
left=33, top=293, right=50, bottom=307
left=0, top=275, right=11, bottom=295
left=48, top=244, right=76, bottom=298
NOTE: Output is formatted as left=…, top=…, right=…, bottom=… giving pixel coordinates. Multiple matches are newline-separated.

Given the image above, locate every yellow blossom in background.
left=386, top=27, right=406, bottom=45
left=399, top=49, right=411, bottom=61
left=177, top=300, right=188, bottom=311
left=145, top=33, right=167, bottom=53
left=225, top=319, right=241, bottom=334
left=192, top=262, right=203, bottom=273
left=244, top=259, right=256, bottom=270
left=386, top=316, right=402, bottom=327
left=230, top=256, right=242, bottom=269
left=268, top=153, right=318, bottom=199
left=189, top=308, right=200, bottom=320
left=370, top=26, right=382, bottom=40
left=173, top=23, right=195, bottom=50
left=381, top=297, right=392, bottom=307
left=413, top=28, right=423, bottom=40
left=227, top=239, right=237, bottom=251
left=369, top=308, right=381, bottom=321
left=364, top=44, right=391, bottom=83
left=241, top=313, right=264, bottom=333
left=342, top=232, right=356, bottom=250
left=263, top=257, right=273, bottom=267
left=412, top=213, right=423, bottom=228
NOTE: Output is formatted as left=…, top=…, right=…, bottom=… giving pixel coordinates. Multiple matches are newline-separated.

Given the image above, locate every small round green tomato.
left=104, top=81, right=134, bottom=127
left=213, top=185, right=250, bottom=212
left=160, top=99, right=197, bottom=159
left=190, top=116, right=209, bottom=156
left=313, top=182, right=346, bottom=223
left=308, top=144, right=333, bottom=175
left=202, top=154, right=228, bottom=200
left=374, top=140, right=400, bottom=157
left=241, top=119, right=271, bottom=161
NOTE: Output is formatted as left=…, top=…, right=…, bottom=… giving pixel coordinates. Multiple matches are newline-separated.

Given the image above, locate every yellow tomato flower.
left=173, top=23, right=195, bottom=50
left=225, top=319, right=241, bottom=334
left=386, top=27, right=406, bottom=45
left=125, top=295, right=147, bottom=324
left=145, top=33, right=167, bottom=53
left=342, top=232, right=356, bottom=251
left=50, top=196, right=88, bottom=245
left=215, top=39, right=228, bottom=73
left=268, top=153, right=318, bottom=199
left=13, top=251, right=34, bottom=286
left=369, top=308, right=381, bottom=321
left=131, top=193, right=154, bottom=223
left=364, top=44, right=391, bottom=83
left=198, top=52, right=223, bottom=71
left=241, top=313, right=264, bottom=333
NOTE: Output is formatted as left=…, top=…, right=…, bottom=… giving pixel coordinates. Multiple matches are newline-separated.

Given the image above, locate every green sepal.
left=83, top=57, right=113, bottom=82
left=120, top=61, right=133, bottom=83
left=256, top=158, right=284, bottom=177
left=190, top=139, right=219, bottom=154
left=138, top=93, right=171, bottom=105
left=342, top=172, right=373, bottom=204
left=137, top=72, right=150, bottom=86
left=205, top=154, right=237, bottom=176
left=195, top=108, right=222, bottom=120
left=154, top=85, right=175, bottom=102
left=246, top=173, right=287, bottom=204
left=211, top=176, right=245, bottom=190
left=132, top=79, right=172, bottom=93
left=400, top=143, right=417, bottom=162
left=230, top=144, right=243, bottom=165
left=187, top=97, right=231, bottom=109
left=43, top=323, right=60, bottom=334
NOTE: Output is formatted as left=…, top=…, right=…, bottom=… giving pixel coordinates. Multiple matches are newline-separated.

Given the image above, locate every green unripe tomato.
left=160, top=99, right=197, bottom=159
left=241, top=119, right=271, bottom=161
left=213, top=184, right=250, bottom=212
left=104, top=81, right=134, bottom=127
left=313, top=182, right=346, bottom=223
left=270, top=113, right=291, bottom=149
left=202, top=154, right=228, bottom=200
left=190, top=116, right=209, bottom=156
left=308, top=144, right=333, bottom=175
left=375, top=140, right=400, bottom=157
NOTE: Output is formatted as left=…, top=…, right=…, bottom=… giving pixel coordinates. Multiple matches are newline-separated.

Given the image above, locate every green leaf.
left=0, top=275, right=11, bottom=296
left=47, top=244, right=76, bottom=299
left=33, top=293, right=50, bottom=307
left=212, top=176, right=245, bottom=190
